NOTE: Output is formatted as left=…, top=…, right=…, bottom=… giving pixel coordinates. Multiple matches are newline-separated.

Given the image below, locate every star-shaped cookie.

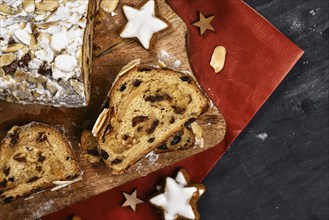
left=175, top=169, right=205, bottom=198
left=150, top=168, right=205, bottom=220
left=122, top=189, right=143, bottom=212
left=192, top=12, right=215, bottom=36
left=120, top=0, right=170, bottom=49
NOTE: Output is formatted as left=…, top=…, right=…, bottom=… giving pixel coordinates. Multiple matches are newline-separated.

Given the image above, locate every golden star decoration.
left=122, top=189, right=144, bottom=212
left=192, top=12, right=215, bottom=35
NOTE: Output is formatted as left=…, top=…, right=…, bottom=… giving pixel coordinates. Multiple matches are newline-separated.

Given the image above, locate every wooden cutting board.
left=0, top=0, right=226, bottom=219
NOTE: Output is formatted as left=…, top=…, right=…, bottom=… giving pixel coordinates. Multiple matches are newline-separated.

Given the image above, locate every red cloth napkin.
left=44, top=0, right=303, bottom=219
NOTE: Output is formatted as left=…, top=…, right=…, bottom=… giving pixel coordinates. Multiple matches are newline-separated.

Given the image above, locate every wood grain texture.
left=0, top=0, right=225, bottom=219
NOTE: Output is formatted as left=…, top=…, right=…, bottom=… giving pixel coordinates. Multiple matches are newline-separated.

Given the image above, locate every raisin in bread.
left=96, top=65, right=209, bottom=174
left=155, top=128, right=195, bottom=153
left=81, top=129, right=100, bottom=164
left=0, top=0, right=97, bottom=107
left=0, top=122, right=81, bottom=203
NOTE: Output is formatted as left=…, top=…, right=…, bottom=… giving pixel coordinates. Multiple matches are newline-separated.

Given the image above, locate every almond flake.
left=23, top=0, right=35, bottom=12
left=100, top=0, right=119, bottom=14
left=0, top=4, right=15, bottom=15
left=3, top=44, right=25, bottom=53
left=36, top=0, right=59, bottom=12
left=0, top=53, right=16, bottom=67
left=14, top=29, right=31, bottom=45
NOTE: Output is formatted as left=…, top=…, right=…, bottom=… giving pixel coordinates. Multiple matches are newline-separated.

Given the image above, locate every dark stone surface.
left=199, top=1, right=329, bottom=219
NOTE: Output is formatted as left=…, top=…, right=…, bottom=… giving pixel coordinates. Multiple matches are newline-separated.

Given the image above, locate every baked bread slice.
left=0, top=122, right=81, bottom=203
left=96, top=65, right=209, bottom=174
left=0, top=0, right=97, bottom=107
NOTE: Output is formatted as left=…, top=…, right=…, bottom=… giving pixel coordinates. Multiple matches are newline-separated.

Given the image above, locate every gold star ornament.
left=122, top=189, right=144, bottom=212
left=192, top=12, right=215, bottom=35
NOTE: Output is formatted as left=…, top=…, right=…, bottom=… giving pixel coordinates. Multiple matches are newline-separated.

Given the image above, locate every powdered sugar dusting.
left=136, top=162, right=143, bottom=173
left=32, top=199, right=55, bottom=219
left=146, top=151, right=159, bottom=165
left=255, top=133, right=268, bottom=141
left=158, top=49, right=171, bottom=60
left=157, top=50, right=182, bottom=71
left=173, top=60, right=181, bottom=69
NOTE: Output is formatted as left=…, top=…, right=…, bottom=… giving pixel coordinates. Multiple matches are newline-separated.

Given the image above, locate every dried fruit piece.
left=14, top=71, right=28, bottom=82
left=100, top=0, right=119, bottom=14
left=0, top=53, right=16, bottom=67
left=210, top=46, right=226, bottom=73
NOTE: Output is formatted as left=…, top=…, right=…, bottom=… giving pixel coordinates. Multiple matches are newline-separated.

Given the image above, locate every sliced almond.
left=118, top=59, right=141, bottom=76
left=34, top=10, right=47, bottom=15
left=23, top=0, right=36, bottom=12
left=92, top=108, right=109, bottom=137
left=0, top=4, right=15, bottom=15
left=0, top=53, right=16, bottom=67
left=36, top=0, right=59, bottom=12
left=17, top=47, right=29, bottom=59
left=100, top=0, right=119, bottom=14
left=37, top=32, right=51, bottom=43
left=210, top=46, right=226, bottom=73
left=36, top=22, right=58, bottom=29
left=0, top=67, right=5, bottom=77
left=191, top=122, right=204, bottom=148
left=30, top=34, right=37, bottom=50
left=46, top=82, right=58, bottom=95
left=3, top=43, right=25, bottom=53
left=14, top=29, right=31, bottom=45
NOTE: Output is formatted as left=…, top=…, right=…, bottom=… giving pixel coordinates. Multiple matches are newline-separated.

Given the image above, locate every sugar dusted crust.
left=0, top=0, right=96, bottom=107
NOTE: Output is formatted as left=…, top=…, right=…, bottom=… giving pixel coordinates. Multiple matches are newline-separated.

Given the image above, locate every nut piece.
left=23, top=0, right=35, bottom=12
left=210, top=46, right=226, bottom=73
left=46, top=81, right=58, bottom=95
left=100, top=0, right=119, bottom=14
left=191, top=122, right=204, bottom=148
left=3, top=44, right=25, bottom=53
left=118, top=59, right=141, bottom=76
left=14, top=29, right=31, bottom=45
left=92, top=108, right=109, bottom=137
left=0, top=4, right=15, bottom=15
left=0, top=53, right=16, bottom=67
left=36, top=0, right=59, bottom=12
left=0, top=67, right=5, bottom=77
